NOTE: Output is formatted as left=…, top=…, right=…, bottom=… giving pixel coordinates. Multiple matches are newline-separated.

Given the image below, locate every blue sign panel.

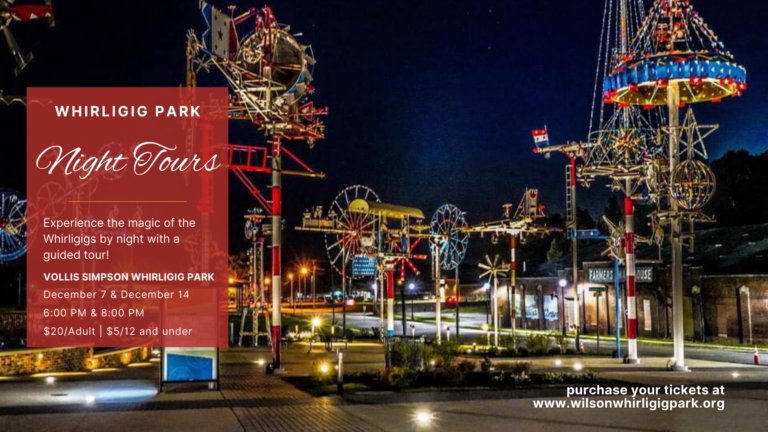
left=352, top=255, right=378, bottom=277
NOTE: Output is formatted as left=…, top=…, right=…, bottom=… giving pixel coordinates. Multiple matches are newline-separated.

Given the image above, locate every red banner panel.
left=27, top=87, right=229, bottom=347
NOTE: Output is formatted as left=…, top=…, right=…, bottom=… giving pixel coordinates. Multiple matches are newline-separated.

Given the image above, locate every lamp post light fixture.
left=312, top=317, right=321, bottom=336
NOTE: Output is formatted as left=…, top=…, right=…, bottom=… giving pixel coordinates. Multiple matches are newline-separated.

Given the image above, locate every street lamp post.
left=483, top=282, right=491, bottom=324
left=400, top=279, right=407, bottom=337
left=311, top=265, right=316, bottom=310
left=300, top=267, right=309, bottom=309
left=288, top=273, right=295, bottom=315
left=408, top=283, right=416, bottom=321
left=558, top=279, right=567, bottom=336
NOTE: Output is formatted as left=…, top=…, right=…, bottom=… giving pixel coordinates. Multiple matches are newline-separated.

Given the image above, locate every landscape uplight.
left=414, top=410, right=434, bottom=426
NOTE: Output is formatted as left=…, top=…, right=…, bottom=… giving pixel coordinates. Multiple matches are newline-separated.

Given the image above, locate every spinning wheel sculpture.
left=0, top=188, right=26, bottom=263
left=325, top=185, right=380, bottom=277
left=429, top=204, right=469, bottom=271
left=478, top=254, right=509, bottom=347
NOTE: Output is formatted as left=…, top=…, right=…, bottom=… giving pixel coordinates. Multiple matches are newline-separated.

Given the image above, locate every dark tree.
left=709, top=150, right=768, bottom=227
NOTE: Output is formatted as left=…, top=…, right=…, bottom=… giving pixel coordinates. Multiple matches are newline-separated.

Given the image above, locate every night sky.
left=1, top=0, right=766, bottom=294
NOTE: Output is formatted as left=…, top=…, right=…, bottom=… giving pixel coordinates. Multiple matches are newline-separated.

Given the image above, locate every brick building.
left=487, top=223, right=768, bottom=345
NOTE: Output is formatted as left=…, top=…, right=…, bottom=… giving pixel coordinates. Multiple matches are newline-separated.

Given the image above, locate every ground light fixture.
left=256, top=358, right=265, bottom=367
left=45, top=377, right=55, bottom=384
left=573, top=362, right=583, bottom=371
left=319, top=363, right=330, bottom=374
left=84, top=395, right=96, bottom=405
left=732, top=372, right=740, bottom=379
left=554, top=359, right=562, bottom=367
left=414, top=410, right=435, bottom=426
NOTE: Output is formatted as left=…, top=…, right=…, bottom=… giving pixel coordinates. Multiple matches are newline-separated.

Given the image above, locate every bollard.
left=337, top=350, right=344, bottom=396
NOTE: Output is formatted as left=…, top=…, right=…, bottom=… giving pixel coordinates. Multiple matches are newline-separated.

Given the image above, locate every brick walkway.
left=220, top=348, right=384, bottom=432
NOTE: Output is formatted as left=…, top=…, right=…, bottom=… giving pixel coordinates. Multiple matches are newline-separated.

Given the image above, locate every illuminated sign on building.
left=587, top=267, right=653, bottom=284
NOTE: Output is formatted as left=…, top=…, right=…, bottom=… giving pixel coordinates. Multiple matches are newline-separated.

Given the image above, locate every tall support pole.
left=668, top=84, right=688, bottom=371
left=342, top=274, right=347, bottom=335
left=312, top=263, right=316, bottom=309
left=385, top=264, right=395, bottom=339
left=270, top=134, right=283, bottom=372
left=509, top=235, right=517, bottom=331
left=569, top=157, right=581, bottom=347
left=251, top=237, right=259, bottom=346
left=434, top=245, right=442, bottom=345
left=455, top=266, right=460, bottom=339
left=401, top=280, right=407, bottom=336
left=492, top=277, right=499, bottom=347
left=625, top=197, right=639, bottom=363
left=614, top=257, right=621, bottom=358
left=379, top=271, right=385, bottom=338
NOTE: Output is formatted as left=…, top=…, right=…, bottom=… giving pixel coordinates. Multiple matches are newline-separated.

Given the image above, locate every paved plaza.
left=1, top=342, right=767, bottom=432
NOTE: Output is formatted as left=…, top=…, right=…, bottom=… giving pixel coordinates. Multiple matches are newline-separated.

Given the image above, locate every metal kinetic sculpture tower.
left=190, top=3, right=327, bottom=370
left=604, top=0, right=745, bottom=371
left=581, top=0, right=665, bottom=364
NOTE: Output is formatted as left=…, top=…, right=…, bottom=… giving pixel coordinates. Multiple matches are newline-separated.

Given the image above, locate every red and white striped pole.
left=271, top=134, right=283, bottom=371
left=385, top=263, right=395, bottom=339
left=625, top=196, right=639, bottom=363
left=509, top=235, right=517, bottom=331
